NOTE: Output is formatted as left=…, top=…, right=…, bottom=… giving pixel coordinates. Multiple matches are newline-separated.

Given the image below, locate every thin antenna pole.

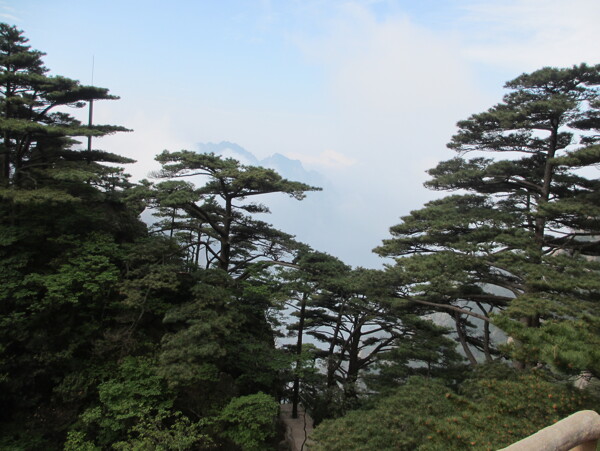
left=87, top=56, right=95, bottom=154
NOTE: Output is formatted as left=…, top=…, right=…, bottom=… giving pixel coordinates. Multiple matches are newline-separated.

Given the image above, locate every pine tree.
left=0, top=24, right=144, bottom=446
left=278, top=250, right=350, bottom=417
left=376, top=64, right=600, bottom=375
left=0, top=23, right=130, bottom=192
left=150, top=150, right=320, bottom=275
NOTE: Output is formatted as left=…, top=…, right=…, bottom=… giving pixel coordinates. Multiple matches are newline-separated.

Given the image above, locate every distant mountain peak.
left=196, top=141, right=324, bottom=186
left=197, top=141, right=259, bottom=166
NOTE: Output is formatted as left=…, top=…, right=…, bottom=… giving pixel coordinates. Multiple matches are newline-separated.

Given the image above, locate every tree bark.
left=453, top=313, right=478, bottom=366
left=292, top=293, right=307, bottom=419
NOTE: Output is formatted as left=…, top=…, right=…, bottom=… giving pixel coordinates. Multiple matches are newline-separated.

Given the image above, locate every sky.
left=4, top=0, right=600, bottom=267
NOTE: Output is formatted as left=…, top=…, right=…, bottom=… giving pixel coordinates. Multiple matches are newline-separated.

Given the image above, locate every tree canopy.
left=1, top=23, right=599, bottom=451
left=0, top=23, right=130, bottom=191
left=376, top=63, right=600, bottom=376
left=149, top=150, right=320, bottom=275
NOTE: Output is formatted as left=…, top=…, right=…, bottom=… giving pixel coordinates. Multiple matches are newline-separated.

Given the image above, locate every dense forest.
left=0, top=23, right=599, bottom=450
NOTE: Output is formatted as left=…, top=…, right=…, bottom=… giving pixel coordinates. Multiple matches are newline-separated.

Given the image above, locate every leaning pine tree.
left=376, top=64, right=600, bottom=376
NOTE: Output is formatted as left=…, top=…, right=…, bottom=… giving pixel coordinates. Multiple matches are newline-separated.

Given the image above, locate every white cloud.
left=285, top=149, right=358, bottom=168
left=459, top=0, right=600, bottom=70
left=219, top=148, right=256, bottom=166
left=91, top=104, right=193, bottom=182
left=0, top=2, right=20, bottom=22
left=278, top=2, right=504, bottom=266
left=0, top=13, right=18, bottom=21
left=293, top=2, right=486, bottom=149
left=30, top=0, right=598, bottom=269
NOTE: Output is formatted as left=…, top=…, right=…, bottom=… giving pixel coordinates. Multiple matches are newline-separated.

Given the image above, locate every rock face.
left=279, top=404, right=314, bottom=451
left=500, top=410, right=600, bottom=451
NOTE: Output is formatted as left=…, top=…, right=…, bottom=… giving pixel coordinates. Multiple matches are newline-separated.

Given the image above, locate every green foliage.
left=313, top=367, right=593, bottom=451
left=77, top=357, right=174, bottom=446
left=158, top=268, right=284, bottom=420
left=71, top=409, right=211, bottom=451
left=64, top=431, right=99, bottom=451
left=154, top=150, right=319, bottom=201
left=31, top=233, right=121, bottom=305
left=218, top=392, right=279, bottom=451
left=0, top=231, right=128, bottom=424
left=0, top=24, right=151, bottom=449
left=149, top=150, right=319, bottom=274
left=0, top=429, right=53, bottom=451
left=376, top=63, right=600, bottom=372
left=366, top=316, right=468, bottom=392
left=0, top=23, right=130, bottom=190
left=4, top=25, right=598, bottom=451
left=312, top=377, right=456, bottom=450
left=278, top=250, right=466, bottom=421
left=111, top=411, right=211, bottom=451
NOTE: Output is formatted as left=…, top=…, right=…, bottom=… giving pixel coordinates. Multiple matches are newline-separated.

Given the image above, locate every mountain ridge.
left=196, top=141, right=324, bottom=187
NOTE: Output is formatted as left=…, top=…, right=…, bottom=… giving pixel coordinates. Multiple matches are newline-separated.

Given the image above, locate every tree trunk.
left=219, top=195, right=232, bottom=272
left=326, top=300, right=346, bottom=388
left=292, top=293, right=307, bottom=419
left=477, top=302, right=493, bottom=363
left=344, top=325, right=361, bottom=399
left=454, top=313, right=478, bottom=366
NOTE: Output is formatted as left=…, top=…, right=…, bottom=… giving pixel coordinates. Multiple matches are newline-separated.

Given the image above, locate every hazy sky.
left=5, top=0, right=600, bottom=267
